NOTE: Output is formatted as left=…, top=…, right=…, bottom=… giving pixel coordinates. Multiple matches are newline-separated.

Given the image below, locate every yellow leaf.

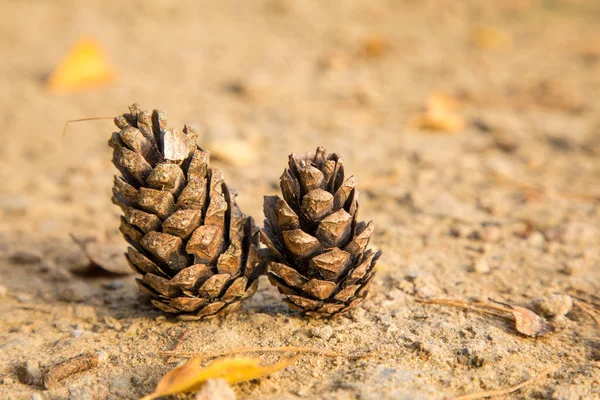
left=427, top=92, right=460, bottom=113
left=47, top=37, right=115, bottom=93
left=410, top=111, right=465, bottom=133
left=140, top=356, right=298, bottom=400
left=410, top=93, right=465, bottom=133
left=473, top=26, right=511, bottom=50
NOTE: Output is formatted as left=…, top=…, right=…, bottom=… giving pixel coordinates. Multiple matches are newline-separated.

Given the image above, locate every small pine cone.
left=109, top=104, right=260, bottom=320
left=261, top=147, right=381, bottom=317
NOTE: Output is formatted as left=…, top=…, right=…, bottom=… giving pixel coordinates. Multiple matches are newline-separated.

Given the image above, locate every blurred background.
left=1, top=0, right=599, bottom=240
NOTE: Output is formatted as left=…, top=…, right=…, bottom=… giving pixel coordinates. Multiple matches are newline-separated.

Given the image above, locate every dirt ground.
left=1, top=1, right=600, bottom=399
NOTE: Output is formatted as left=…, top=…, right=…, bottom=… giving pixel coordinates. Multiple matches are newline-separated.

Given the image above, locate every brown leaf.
left=70, top=235, right=132, bottom=276
left=489, top=299, right=556, bottom=337
left=509, top=305, right=555, bottom=337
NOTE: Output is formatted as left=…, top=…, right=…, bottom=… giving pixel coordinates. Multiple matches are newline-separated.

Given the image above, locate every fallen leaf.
left=509, top=305, right=555, bottom=337
left=427, top=92, right=460, bottom=113
left=472, top=26, right=511, bottom=50
left=47, top=37, right=116, bottom=93
left=70, top=234, right=132, bottom=276
left=141, top=356, right=298, bottom=400
left=360, top=35, right=388, bottom=58
left=410, top=93, right=465, bottom=133
left=489, top=299, right=556, bottom=337
left=410, top=111, right=465, bottom=132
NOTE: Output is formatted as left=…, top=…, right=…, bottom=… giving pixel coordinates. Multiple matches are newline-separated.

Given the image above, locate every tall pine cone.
left=261, top=147, right=381, bottom=317
left=109, top=104, right=260, bottom=320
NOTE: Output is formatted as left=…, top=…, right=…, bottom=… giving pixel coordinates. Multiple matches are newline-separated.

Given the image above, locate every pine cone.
left=109, top=104, right=260, bottom=320
left=261, top=147, right=381, bottom=317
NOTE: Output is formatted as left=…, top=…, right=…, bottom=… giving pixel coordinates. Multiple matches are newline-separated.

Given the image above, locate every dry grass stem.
left=159, top=345, right=372, bottom=360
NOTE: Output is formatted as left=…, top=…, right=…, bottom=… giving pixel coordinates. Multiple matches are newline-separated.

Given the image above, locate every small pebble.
left=195, top=379, right=236, bottom=400
left=97, top=351, right=109, bottom=365
left=21, top=360, right=42, bottom=386
left=58, top=283, right=90, bottom=303
left=473, top=258, right=490, bottom=274
left=528, top=231, right=546, bottom=248
left=30, top=394, right=43, bottom=400
left=533, top=294, right=573, bottom=317
left=480, top=224, right=503, bottom=243
left=73, top=305, right=98, bottom=322
left=69, top=386, right=94, bottom=400
left=16, top=293, right=33, bottom=303
left=561, top=259, right=582, bottom=276
left=310, top=325, right=334, bottom=340
left=72, top=330, right=84, bottom=338
left=103, top=280, right=124, bottom=290
left=10, top=250, right=42, bottom=265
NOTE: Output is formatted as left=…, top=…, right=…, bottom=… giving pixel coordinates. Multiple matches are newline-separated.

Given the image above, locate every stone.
left=103, top=280, right=124, bottom=290
left=97, top=351, right=109, bottom=365
left=533, top=295, right=573, bottom=317
left=69, top=385, right=95, bottom=400
left=16, top=293, right=32, bottom=303
left=310, top=325, right=334, bottom=340
left=527, top=231, right=546, bottom=248
left=195, top=379, right=236, bottom=400
left=472, top=257, right=490, bottom=274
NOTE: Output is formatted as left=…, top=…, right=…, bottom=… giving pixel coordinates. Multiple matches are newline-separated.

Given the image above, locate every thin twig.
left=446, top=365, right=556, bottom=400
left=167, top=327, right=189, bottom=363
left=158, top=346, right=372, bottom=360
left=574, top=300, right=600, bottom=330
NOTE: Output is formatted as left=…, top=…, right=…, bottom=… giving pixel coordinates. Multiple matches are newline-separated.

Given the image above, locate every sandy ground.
left=1, top=1, right=600, bottom=399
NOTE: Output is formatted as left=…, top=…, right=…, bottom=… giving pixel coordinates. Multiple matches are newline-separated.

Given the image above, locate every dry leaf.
left=410, top=111, right=465, bottom=132
left=508, top=305, right=555, bottom=337
left=47, top=37, right=115, bottom=93
left=410, top=93, right=465, bottom=133
left=488, top=299, right=556, bottom=337
left=141, top=356, right=298, bottom=400
left=472, top=26, right=511, bottom=50
left=427, top=92, right=460, bottom=113
left=70, top=235, right=132, bottom=276
left=360, top=35, right=388, bottom=58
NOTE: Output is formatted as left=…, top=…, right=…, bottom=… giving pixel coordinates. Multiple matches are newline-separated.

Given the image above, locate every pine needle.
left=62, top=117, right=114, bottom=137
left=158, top=345, right=372, bottom=360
